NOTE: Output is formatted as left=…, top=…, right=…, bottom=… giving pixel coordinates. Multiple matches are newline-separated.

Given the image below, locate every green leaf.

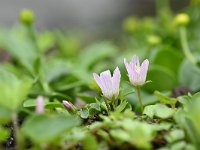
left=143, top=104, right=175, bottom=119
left=120, top=82, right=135, bottom=99
left=151, top=49, right=183, bottom=74
left=83, top=134, right=98, bottom=150
left=0, top=70, right=32, bottom=111
left=89, top=103, right=101, bottom=111
left=77, top=93, right=96, bottom=103
left=115, top=100, right=129, bottom=113
left=154, top=91, right=177, bottom=105
left=165, top=129, right=185, bottom=143
left=179, top=60, right=200, bottom=91
left=110, top=129, right=130, bottom=143
left=88, top=103, right=101, bottom=116
left=0, top=127, right=10, bottom=142
left=45, top=59, right=71, bottom=83
left=79, top=108, right=89, bottom=119
left=0, top=28, right=38, bottom=72
left=0, top=107, right=12, bottom=123
left=118, top=119, right=156, bottom=149
left=23, top=99, right=63, bottom=109
left=79, top=42, right=118, bottom=68
left=144, top=66, right=176, bottom=92
left=22, top=114, right=81, bottom=143
left=37, top=31, right=55, bottom=52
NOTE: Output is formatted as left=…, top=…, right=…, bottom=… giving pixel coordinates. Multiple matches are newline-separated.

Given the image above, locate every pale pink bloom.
left=62, top=100, right=71, bottom=109
left=36, top=96, right=45, bottom=113
left=93, top=67, right=121, bottom=100
left=124, top=55, right=149, bottom=86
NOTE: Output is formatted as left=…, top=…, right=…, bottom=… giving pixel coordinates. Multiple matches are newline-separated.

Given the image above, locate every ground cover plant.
left=0, top=1, right=200, bottom=150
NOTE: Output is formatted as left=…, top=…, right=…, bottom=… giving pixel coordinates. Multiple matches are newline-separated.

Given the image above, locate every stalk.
left=12, top=113, right=20, bottom=150
left=104, top=99, right=110, bottom=115
left=179, top=26, right=197, bottom=64
left=136, top=86, right=143, bottom=112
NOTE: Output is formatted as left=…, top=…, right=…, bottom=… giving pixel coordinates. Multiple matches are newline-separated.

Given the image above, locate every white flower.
left=93, top=67, right=121, bottom=100
left=124, top=55, right=149, bottom=86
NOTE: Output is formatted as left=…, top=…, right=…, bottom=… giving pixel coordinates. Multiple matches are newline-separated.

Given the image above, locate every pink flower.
left=124, top=55, right=149, bottom=86
left=93, top=67, right=121, bottom=100
left=36, top=96, right=45, bottom=113
left=62, top=100, right=71, bottom=109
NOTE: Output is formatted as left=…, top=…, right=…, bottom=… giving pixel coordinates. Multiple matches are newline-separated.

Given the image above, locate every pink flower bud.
left=62, top=100, right=72, bottom=109
left=36, top=96, right=45, bottom=113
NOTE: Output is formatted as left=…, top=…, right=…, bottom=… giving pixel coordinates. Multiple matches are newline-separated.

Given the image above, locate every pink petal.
left=124, top=58, right=132, bottom=77
left=100, top=70, right=113, bottom=99
left=112, top=67, right=121, bottom=98
left=140, top=59, right=149, bottom=83
left=131, top=55, right=140, bottom=66
left=93, top=73, right=103, bottom=89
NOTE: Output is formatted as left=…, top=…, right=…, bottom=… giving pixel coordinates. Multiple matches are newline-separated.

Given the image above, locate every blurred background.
left=0, top=0, right=189, bottom=31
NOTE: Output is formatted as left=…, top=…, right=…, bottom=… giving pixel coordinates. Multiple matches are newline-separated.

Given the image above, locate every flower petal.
left=100, top=70, right=113, bottom=99
left=140, top=59, right=149, bottom=83
left=131, top=55, right=140, bottom=66
left=112, top=67, right=121, bottom=98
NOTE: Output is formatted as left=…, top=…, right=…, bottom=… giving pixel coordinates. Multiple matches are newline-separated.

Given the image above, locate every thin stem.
left=179, top=26, right=197, bottom=64
left=27, top=24, right=40, bottom=53
left=12, top=113, right=20, bottom=150
left=136, top=86, right=143, bottom=112
left=104, top=99, right=110, bottom=115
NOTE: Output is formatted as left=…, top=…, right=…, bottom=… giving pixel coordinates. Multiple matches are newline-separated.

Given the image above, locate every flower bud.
left=19, top=8, right=35, bottom=25
left=36, top=96, right=45, bottom=113
left=63, top=100, right=71, bottom=109
left=174, top=13, right=190, bottom=26
left=62, top=100, right=76, bottom=113
left=122, top=17, right=139, bottom=34
left=147, top=35, right=161, bottom=46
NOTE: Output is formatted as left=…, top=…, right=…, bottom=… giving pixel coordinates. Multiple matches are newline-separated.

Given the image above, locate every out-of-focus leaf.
left=0, top=127, right=10, bottom=142
left=78, top=93, right=96, bottom=103
left=56, top=32, right=80, bottom=57
left=179, top=60, right=200, bottom=91
left=0, top=69, right=32, bottom=111
left=154, top=91, right=177, bottom=105
left=79, top=42, right=118, bottom=68
left=23, top=99, right=63, bottom=109
left=83, top=134, right=98, bottom=150
left=45, top=59, right=71, bottom=83
left=175, top=92, right=200, bottom=149
left=143, top=104, right=175, bottom=119
left=116, top=119, right=156, bottom=149
left=151, top=49, right=183, bottom=74
left=37, top=31, right=55, bottom=52
left=0, top=28, right=38, bottom=72
left=0, top=107, right=12, bottom=123
left=22, top=114, right=81, bottom=143
left=165, top=129, right=185, bottom=143
left=144, top=66, right=176, bottom=92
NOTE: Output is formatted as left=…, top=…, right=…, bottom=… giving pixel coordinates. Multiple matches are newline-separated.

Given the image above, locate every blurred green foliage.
left=0, top=1, right=200, bottom=150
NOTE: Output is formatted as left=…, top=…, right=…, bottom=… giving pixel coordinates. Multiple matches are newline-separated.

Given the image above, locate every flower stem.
left=12, top=113, right=20, bottom=150
left=104, top=99, right=110, bottom=115
left=136, top=86, right=143, bottom=112
left=179, top=26, right=197, bottom=64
